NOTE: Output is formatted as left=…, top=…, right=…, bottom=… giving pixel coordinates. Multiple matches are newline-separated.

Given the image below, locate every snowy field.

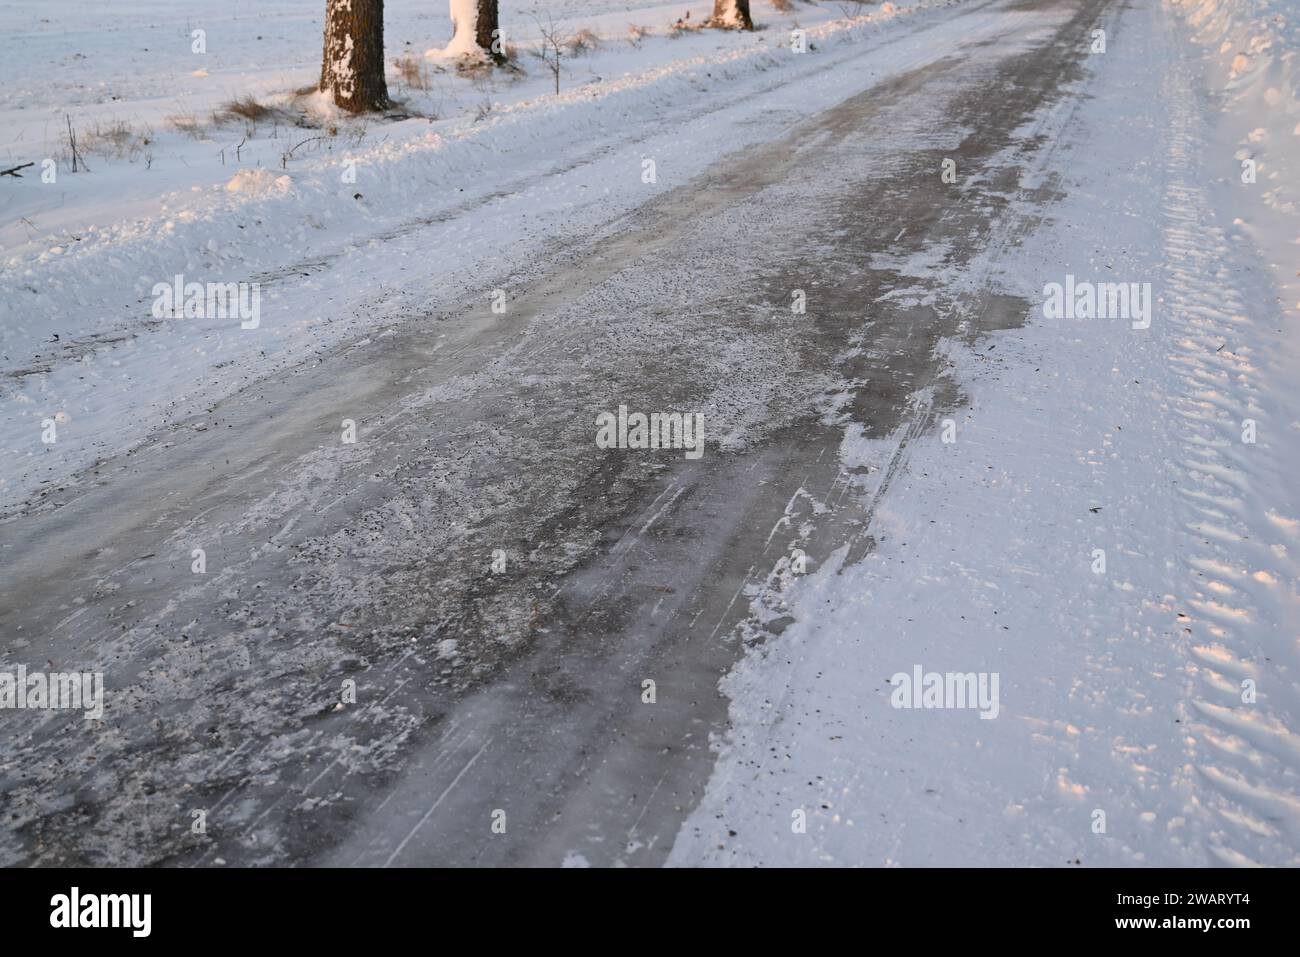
left=1, top=0, right=1298, bottom=873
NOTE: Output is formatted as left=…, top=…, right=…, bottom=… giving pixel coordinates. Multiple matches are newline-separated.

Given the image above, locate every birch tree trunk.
left=320, top=0, right=391, bottom=113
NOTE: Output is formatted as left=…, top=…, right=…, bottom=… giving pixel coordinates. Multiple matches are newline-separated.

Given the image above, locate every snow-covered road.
left=671, top=0, right=1300, bottom=868
left=2, top=0, right=1297, bottom=868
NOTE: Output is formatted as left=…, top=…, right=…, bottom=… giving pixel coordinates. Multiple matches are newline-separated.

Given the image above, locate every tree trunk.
left=320, top=0, right=391, bottom=113
left=710, top=0, right=753, bottom=30
left=449, top=0, right=503, bottom=62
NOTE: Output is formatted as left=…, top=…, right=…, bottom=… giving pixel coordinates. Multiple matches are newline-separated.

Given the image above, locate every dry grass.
left=565, top=28, right=601, bottom=56
left=78, top=119, right=155, bottom=161
left=627, top=24, right=651, bottom=47
left=668, top=17, right=705, bottom=38
left=394, top=55, right=435, bottom=91
left=212, top=96, right=300, bottom=129
left=450, top=45, right=524, bottom=82
left=454, top=54, right=495, bottom=80
left=166, top=112, right=207, bottom=139
left=223, top=96, right=273, bottom=120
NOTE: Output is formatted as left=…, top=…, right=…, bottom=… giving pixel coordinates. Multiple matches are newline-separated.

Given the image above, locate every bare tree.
left=320, top=0, right=391, bottom=113
left=709, top=0, right=753, bottom=30
left=449, top=0, right=504, bottom=63
left=533, top=15, right=564, bottom=96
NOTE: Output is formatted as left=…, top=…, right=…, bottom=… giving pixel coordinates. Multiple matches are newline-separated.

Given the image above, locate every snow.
left=1172, top=0, right=1300, bottom=309
left=224, top=168, right=294, bottom=195
left=668, top=0, right=1300, bottom=866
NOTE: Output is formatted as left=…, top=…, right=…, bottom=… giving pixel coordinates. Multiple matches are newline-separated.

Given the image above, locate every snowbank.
left=1171, top=0, right=1300, bottom=219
